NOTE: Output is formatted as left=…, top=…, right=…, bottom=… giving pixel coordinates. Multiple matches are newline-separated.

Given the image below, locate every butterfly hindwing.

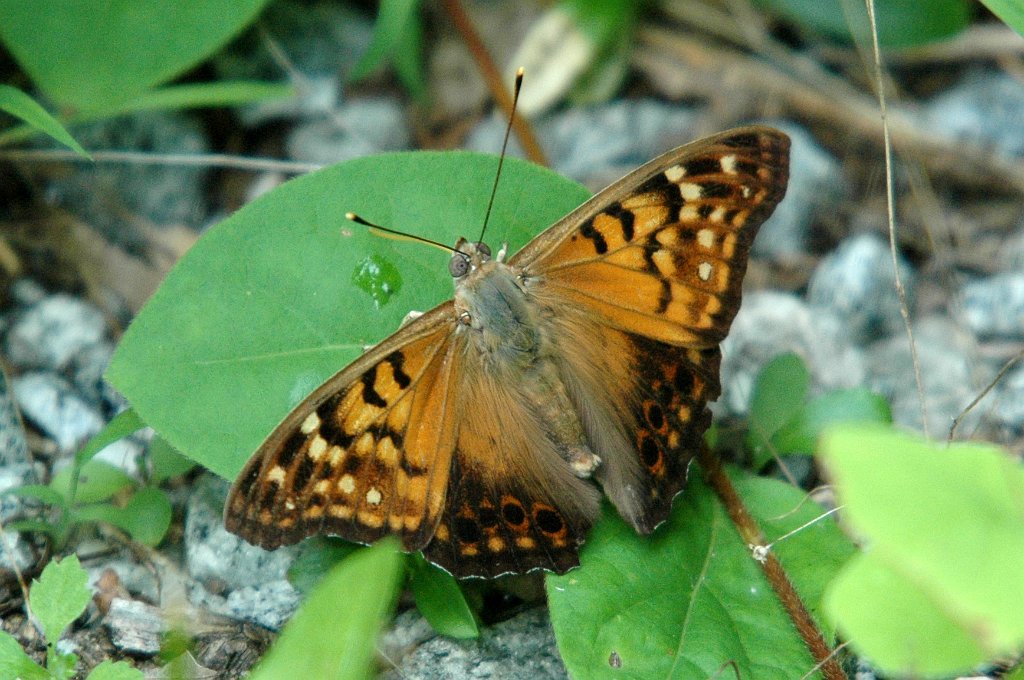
left=224, top=303, right=460, bottom=552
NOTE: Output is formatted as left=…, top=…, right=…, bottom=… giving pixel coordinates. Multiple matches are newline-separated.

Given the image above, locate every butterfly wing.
left=511, top=126, right=790, bottom=534
left=224, top=302, right=462, bottom=553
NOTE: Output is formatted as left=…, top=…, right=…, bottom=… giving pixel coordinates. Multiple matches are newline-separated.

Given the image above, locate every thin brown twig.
left=697, top=445, right=848, bottom=680
left=438, top=0, right=549, bottom=167
left=948, top=349, right=1024, bottom=442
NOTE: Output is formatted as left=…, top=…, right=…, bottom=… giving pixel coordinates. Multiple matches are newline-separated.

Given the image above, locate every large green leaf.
left=0, top=0, right=272, bottom=112
left=0, top=84, right=87, bottom=156
left=980, top=0, right=1024, bottom=37
left=820, top=426, right=1024, bottom=677
left=106, top=152, right=590, bottom=480
left=248, top=539, right=403, bottom=680
left=546, top=471, right=855, bottom=679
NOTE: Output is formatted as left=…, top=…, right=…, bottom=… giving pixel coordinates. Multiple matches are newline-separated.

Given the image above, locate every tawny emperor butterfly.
left=224, top=126, right=790, bottom=577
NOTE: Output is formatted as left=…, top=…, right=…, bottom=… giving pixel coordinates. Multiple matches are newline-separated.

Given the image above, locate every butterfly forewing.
left=224, top=303, right=460, bottom=552
left=224, top=126, right=790, bottom=578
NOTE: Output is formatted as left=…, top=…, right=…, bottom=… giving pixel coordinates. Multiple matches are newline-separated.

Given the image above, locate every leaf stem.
left=697, top=445, right=847, bottom=680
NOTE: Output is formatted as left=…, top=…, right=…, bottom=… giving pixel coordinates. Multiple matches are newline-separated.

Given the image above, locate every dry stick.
left=635, top=26, right=1024, bottom=195
left=862, top=0, right=929, bottom=435
left=438, top=0, right=549, bottom=167
left=948, top=349, right=1024, bottom=442
left=697, top=445, right=848, bottom=680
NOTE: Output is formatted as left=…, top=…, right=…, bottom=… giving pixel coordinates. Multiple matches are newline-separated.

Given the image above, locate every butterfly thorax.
left=452, top=240, right=601, bottom=477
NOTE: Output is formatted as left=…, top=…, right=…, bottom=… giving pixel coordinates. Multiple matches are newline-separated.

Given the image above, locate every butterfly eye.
left=449, top=253, right=470, bottom=278
left=458, top=311, right=472, bottom=326
left=475, top=242, right=491, bottom=257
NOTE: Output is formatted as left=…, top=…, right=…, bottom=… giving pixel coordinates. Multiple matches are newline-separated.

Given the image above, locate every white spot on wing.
left=679, top=183, right=703, bottom=201
left=664, top=165, right=686, bottom=182
left=267, top=466, right=286, bottom=483
left=696, top=229, right=715, bottom=248
left=720, top=154, right=737, bottom=174
left=366, top=487, right=382, bottom=505
left=698, top=262, right=713, bottom=281
left=300, top=411, right=321, bottom=434
left=339, top=474, right=356, bottom=494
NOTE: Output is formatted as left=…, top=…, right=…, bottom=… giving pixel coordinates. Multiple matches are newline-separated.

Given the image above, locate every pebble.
left=0, top=368, right=29, bottom=466
left=5, top=294, right=107, bottom=371
left=12, top=372, right=105, bottom=452
left=921, top=69, right=1024, bottom=158
left=753, top=122, right=846, bottom=259
left=958, top=272, right=1024, bottom=339
left=44, top=111, right=209, bottom=240
left=719, top=291, right=865, bottom=416
left=807, top=233, right=916, bottom=344
left=105, top=598, right=165, bottom=655
left=381, top=607, right=568, bottom=680
left=989, top=363, right=1024, bottom=440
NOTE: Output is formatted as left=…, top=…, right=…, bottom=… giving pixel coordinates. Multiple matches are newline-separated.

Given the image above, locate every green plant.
left=0, top=555, right=142, bottom=680
left=3, top=409, right=183, bottom=547
left=0, top=0, right=290, bottom=147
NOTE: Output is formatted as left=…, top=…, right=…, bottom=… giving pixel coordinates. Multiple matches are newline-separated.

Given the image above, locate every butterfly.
left=224, top=126, right=790, bottom=578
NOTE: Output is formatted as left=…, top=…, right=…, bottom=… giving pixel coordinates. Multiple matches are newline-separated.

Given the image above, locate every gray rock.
left=380, top=609, right=439, bottom=667
left=12, top=372, right=105, bottom=452
left=287, top=97, right=411, bottom=164
left=381, top=607, right=568, bottom=680
left=105, top=598, right=166, bottom=655
left=45, top=111, right=209, bottom=242
left=222, top=579, right=302, bottom=631
left=9, top=278, right=47, bottom=307
left=958, top=272, right=1024, bottom=339
left=0, top=368, right=29, bottom=466
left=5, top=295, right=107, bottom=371
left=71, top=340, right=115, bottom=404
left=185, top=474, right=299, bottom=590
left=754, top=122, right=846, bottom=259
left=921, top=70, right=1024, bottom=158
left=865, top=316, right=983, bottom=436
left=465, top=99, right=700, bottom=188
left=719, top=291, right=865, bottom=417
left=213, top=0, right=374, bottom=125
left=0, top=463, right=39, bottom=571
left=89, top=559, right=161, bottom=605
left=808, top=233, right=916, bottom=344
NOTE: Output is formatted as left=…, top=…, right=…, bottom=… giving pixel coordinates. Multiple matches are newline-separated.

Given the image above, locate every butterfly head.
left=449, top=238, right=509, bottom=279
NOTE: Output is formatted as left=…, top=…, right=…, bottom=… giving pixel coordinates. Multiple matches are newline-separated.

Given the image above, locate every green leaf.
left=146, top=436, right=197, bottom=484
left=755, top=0, right=971, bottom=47
left=287, top=538, right=360, bottom=596
left=979, top=0, right=1024, bottom=37
left=820, top=426, right=1024, bottom=676
left=771, top=388, right=891, bottom=455
left=30, top=554, right=92, bottom=646
left=106, top=152, right=590, bottom=480
left=546, top=471, right=854, bottom=679
left=350, top=0, right=422, bottom=83
left=1, top=483, right=66, bottom=507
left=409, top=554, right=479, bottom=639
left=83, top=80, right=295, bottom=119
left=248, top=539, right=403, bottom=680
left=0, top=630, right=49, bottom=680
left=746, top=352, right=810, bottom=468
left=86, top=659, right=144, bottom=680
left=0, top=84, right=88, bottom=156
left=75, top=408, right=145, bottom=468
left=0, top=0, right=273, bottom=112
left=51, top=460, right=135, bottom=505
left=73, top=487, right=172, bottom=546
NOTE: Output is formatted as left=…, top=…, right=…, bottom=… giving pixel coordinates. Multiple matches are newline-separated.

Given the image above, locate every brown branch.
left=698, top=445, right=848, bottom=680
left=438, top=0, right=549, bottom=167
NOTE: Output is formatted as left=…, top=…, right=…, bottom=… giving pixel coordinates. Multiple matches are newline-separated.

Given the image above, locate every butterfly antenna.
left=477, top=67, right=524, bottom=246
left=346, top=212, right=459, bottom=255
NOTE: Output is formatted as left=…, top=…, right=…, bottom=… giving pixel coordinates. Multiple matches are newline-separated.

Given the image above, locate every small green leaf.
left=30, top=554, right=92, bottom=646
left=287, top=537, right=359, bottom=595
left=0, top=0, right=273, bottom=112
left=75, top=408, right=145, bottom=468
left=146, top=436, right=196, bottom=485
left=820, top=426, right=1024, bottom=676
left=1, top=483, right=66, bottom=507
left=0, top=630, right=49, bottom=680
left=51, top=461, right=135, bottom=505
left=86, top=80, right=295, bottom=118
left=350, top=0, right=422, bottom=83
left=249, top=539, right=404, bottom=680
left=979, top=0, right=1024, bottom=37
left=746, top=353, right=810, bottom=468
left=546, top=471, right=854, bottom=678
left=0, top=84, right=88, bottom=156
left=409, top=555, right=479, bottom=639
left=771, top=388, right=891, bottom=455
left=73, top=487, right=172, bottom=546
left=86, top=659, right=144, bottom=680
